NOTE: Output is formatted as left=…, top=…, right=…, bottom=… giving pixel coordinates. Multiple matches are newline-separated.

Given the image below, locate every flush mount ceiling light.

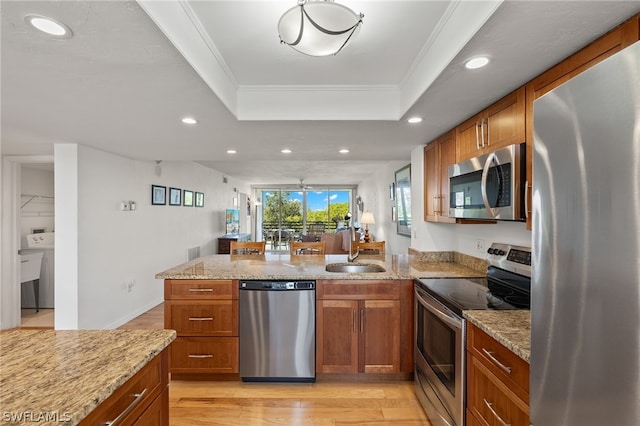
left=226, top=149, right=237, bottom=154
left=24, top=14, right=73, bottom=38
left=339, top=148, right=350, bottom=154
left=181, top=117, right=197, bottom=124
left=278, top=0, right=364, bottom=57
left=407, top=117, right=423, bottom=124
left=281, top=149, right=292, bottom=154
left=465, top=56, right=490, bottom=70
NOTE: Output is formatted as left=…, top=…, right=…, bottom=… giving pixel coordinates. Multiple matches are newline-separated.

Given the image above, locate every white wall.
left=409, top=144, right=531, bottom=256
left=55, top=144, right=249, bottom=329
left=357, top=160, right=411, bottom=255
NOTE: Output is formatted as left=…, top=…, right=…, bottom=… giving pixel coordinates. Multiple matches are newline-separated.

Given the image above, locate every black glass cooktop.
left=415, top=274, right=529, bottom=316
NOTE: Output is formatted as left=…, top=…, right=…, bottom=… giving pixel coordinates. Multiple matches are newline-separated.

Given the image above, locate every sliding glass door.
left=257, top=187, right=354, bottom=251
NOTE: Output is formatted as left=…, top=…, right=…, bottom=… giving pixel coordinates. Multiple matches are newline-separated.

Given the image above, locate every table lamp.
left=360, top=211, right=375, bottom=242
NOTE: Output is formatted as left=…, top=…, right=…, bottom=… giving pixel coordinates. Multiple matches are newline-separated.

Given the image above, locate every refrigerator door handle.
left=481, top=151, right=498, bottom=218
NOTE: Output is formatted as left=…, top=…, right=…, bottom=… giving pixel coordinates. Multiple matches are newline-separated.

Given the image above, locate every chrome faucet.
left=347, top=226, right=360, bottom=262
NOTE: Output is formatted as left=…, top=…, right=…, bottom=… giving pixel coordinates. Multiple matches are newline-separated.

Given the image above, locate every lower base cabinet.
left=79, top=349, right=169, bottom=426
left=466, top=323, right=530, bottom=426
left=315, top=280, right=413, bottom=379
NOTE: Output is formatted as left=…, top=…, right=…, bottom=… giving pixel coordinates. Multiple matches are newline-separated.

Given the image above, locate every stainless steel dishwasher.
left=239, top=280, right=315, bottom=382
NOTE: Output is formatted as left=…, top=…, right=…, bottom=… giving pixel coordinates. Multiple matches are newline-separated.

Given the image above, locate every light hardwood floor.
left=122, top=303, right=430, bottom=425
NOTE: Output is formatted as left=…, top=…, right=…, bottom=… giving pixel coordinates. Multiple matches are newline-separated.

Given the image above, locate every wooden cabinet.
left=524, top=15, right=640, bottom=230
left=164, top=279, right=239, bottom=378
left=456, top=88, right=526, bottom=162
left=466, top=323, right=530, bottom=426
left=79, top=349, right=169, bottom=426
left=315, top=280, right=413, bottom=379
left=424, top=131, right=456, bottom=223
left=217, top=233, right=251, bottom=254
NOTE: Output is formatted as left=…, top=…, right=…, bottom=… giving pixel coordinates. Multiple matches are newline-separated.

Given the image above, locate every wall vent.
left=187, top=246, right=200, bottom=261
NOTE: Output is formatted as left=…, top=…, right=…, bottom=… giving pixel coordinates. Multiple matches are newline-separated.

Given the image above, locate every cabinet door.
left=484, top=87, right=525, bottom=152
left=360, top=300, right=400, bottom=373
left=456, top=114, right=483, bottom=162
left=316, top=300, right=358, bottom=374
left=437, top=132, right=457, bottom=221
left=423, top=142, right=439, bottom=221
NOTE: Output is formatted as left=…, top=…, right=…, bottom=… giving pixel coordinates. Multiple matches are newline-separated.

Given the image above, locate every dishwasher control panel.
left=240, top=280, right=315, bottom=290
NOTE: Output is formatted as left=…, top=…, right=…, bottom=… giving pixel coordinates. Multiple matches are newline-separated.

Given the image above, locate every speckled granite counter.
left=156, top=252, right=486, bottom=281
left=0, top=329, right=176, bottom=425
left=464, top=310, right=531, bottom=362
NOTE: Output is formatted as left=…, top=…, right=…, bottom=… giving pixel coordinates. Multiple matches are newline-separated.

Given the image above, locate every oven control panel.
left=486, top=243, right=531, bottom=277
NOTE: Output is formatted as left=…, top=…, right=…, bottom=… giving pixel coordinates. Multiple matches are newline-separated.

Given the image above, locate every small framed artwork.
left=195, top=192, right=204, bottom=207
left=391, top=205, right=397, bottom=222
left=169, top=187, right=181, bottom=206
left=183, top=190, right=194, bottom=207
left=389, top=183, right=395, bottom=200
left=151, top=185, right=166, bottom=205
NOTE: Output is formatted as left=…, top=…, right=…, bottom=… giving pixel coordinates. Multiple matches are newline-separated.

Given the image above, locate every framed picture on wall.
left=395, top=164, right=411, bottom=237
left=183, top=190, right=194, bottom=207
left=151, top=185, right=166, bottom=205
left=169, top=187, right=181, bottom=206
left=195, top=192, right=204, bottom=207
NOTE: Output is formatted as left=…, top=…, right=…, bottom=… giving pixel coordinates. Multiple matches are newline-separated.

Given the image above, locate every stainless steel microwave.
left=448, top=143, right=525, bottom=220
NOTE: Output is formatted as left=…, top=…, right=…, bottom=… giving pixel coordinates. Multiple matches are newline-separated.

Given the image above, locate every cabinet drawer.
left=170, top=337, right=238, bottom=374
left=166, top=301, right=238, bottom=336
left=467, top=354, right=529, bottom=426
left=79, top=350, right=167, bottom=426
left=467, top=324, right=529, bottom=401
left=164, top=279, right=236, bottom=300
left=317, top=280, right=399, bottom=300
left=133, top=387, right=168, bottom=426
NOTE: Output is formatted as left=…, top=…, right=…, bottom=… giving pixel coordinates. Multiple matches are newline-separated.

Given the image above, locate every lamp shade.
left=278, top=0, right=364, bottom=57
left=360, top=211, right=375, bottom=225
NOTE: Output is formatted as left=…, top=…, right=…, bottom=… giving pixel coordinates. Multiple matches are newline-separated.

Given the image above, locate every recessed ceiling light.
left=281, top=149, right=292, bottom=154
left=181, top=117, right=197, bottom=125
left=339, top=149, right=350, bottom=154
left=226, top=149, right=237, bottom=154
left=465, top=56, right=490, bottom=70
left=407, top=117, right=423, bottom=124
left=25, top=15, right=72, bottom=38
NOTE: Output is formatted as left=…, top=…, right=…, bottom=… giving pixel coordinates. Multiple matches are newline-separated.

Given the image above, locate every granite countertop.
left=156, top=251, right=487, bottom=281
left=463, top=310, right=531, bottom=362
left=0, top=329, right=176, bottom=425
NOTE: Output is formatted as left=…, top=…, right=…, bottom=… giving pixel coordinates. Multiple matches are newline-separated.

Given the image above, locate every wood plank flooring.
left=122, top=303, right=431, bottom=425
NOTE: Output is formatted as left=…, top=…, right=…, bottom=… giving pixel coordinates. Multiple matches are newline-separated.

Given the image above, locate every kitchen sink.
left=325, top=263, right=386, bottom=273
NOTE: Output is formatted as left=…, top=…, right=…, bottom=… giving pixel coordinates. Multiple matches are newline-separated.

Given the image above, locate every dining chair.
left=290, top=241, right=326, bottom=256
left=230, top=241, right=266, bottom=255
left=352, top=241, right=385, bottom=254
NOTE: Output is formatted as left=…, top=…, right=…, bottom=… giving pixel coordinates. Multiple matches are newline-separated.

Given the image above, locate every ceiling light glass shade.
left=278, top=0, right=364, bottom=57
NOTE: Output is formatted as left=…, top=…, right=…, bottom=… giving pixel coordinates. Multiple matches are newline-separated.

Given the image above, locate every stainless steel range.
left=414, top=242, right=531, bottom=426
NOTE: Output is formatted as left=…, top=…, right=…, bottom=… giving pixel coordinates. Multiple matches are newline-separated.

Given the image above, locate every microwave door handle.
left=481, top=152, right=498, bottom=218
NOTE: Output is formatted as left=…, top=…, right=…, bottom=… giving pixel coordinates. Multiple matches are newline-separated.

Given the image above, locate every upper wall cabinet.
left=456, top=88, right=526, bottom=162
left=424, top=131, right=456, bottom=223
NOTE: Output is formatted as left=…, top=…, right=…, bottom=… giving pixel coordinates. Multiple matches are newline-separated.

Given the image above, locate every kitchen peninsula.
left=156, top=251, right=487, bottom=381
left=0, top=329, right=175, bottom=425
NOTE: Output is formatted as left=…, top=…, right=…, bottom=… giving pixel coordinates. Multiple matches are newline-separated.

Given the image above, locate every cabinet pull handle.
left=483, top=399, right=511, bottom=426
left=524, top=180, right=530, bottom=219
left=485, top=118, right=490, bottom=146
left=189, top=288, right=214, bottom=292
left=104, top=388, right=148, bottom=425
left=353, top=309, right=357, bottom=333
left=433, top=195, right=440, bottom=214
left=480, top=119, right=487, bottom=148
left=481, top=348, right=512, bottom=374
left=475, top=121, right=481, bottom=149
left=360, top=309, right=364, bottom=334
left=188, top=317, right=213, bottom=321
left=188, top=354, right=214, bottom=358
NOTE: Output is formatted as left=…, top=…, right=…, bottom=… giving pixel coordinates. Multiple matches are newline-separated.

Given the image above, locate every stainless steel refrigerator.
left=532, top=40, right=640, bottom=425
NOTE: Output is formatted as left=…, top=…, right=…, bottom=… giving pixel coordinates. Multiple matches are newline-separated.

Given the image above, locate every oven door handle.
left=481, top=151, right=498, bottom=219
left=415, top=289, right=463, bottom=330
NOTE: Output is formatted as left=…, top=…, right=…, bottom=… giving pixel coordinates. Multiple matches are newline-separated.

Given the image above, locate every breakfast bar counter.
left=155, top=251, right=487, bottom=281
left=0, top=329, right=176, bottom=425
